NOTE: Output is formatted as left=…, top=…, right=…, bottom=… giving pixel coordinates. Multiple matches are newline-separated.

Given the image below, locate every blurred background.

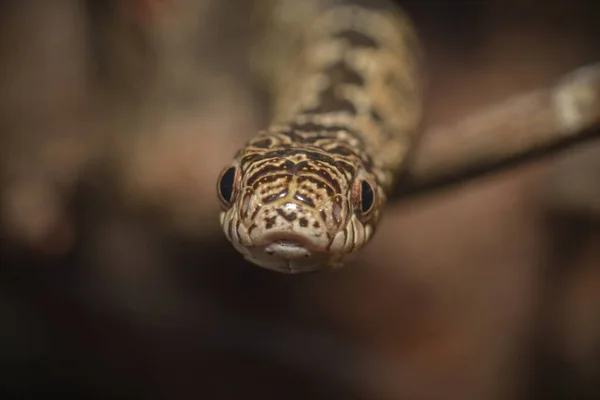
left=0, top=0, right=599, bottom=399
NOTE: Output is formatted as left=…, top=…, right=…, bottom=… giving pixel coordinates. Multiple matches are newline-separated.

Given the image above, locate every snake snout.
left=243, top=222, right=336, bottom=273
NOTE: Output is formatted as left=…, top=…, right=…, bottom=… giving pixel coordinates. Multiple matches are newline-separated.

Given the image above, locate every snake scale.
left=217, top=0, right=422, bottom=273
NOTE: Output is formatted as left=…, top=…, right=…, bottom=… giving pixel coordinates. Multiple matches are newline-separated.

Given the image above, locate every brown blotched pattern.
left=217, top=0, right=422, bottom=273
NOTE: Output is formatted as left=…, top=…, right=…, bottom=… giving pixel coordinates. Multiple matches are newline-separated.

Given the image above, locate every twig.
left=397, top=62, right=600, bottom=197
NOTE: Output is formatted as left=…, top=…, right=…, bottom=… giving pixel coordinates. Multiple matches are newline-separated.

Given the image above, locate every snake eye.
left=360, top=180, right=375, bottom=214
left=218, top=166, right=237, bottom=207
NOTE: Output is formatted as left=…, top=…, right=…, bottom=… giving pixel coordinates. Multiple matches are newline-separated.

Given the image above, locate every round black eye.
left=218, top=166, right=237, bottom=206
left=360, top=180, right=374, bottom=214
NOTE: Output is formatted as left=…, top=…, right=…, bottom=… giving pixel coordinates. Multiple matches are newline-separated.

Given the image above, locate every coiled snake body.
left=217, top=0, right=422, bottom=273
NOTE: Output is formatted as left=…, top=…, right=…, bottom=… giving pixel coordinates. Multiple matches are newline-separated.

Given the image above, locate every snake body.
left=217, top=0, right=422, bottom=273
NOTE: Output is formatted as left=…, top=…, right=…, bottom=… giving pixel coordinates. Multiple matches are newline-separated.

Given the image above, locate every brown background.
left=0, top=1, right=599, bottom=399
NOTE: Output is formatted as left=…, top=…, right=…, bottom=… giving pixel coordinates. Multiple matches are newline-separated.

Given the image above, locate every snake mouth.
left=264, top=240, right=311, bottom=259
left=244, top=233, right=332, bottom=273
left=258, top=232, right=323, bottom=252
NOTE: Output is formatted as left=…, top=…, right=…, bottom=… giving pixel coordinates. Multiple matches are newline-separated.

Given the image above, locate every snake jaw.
left=242, top=227, right=338, bottom=273
left=242, top=242, right=338, bottom=273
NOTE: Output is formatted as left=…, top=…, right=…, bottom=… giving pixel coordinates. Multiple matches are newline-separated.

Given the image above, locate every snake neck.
left=253, top=0, right=423, bottom=194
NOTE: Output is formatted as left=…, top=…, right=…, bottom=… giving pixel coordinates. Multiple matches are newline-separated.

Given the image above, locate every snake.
left=217, top=0, right=422, bottom=273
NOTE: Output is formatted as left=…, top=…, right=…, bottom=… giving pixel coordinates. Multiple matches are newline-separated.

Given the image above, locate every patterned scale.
left=217, top=0, right=423, bottom=272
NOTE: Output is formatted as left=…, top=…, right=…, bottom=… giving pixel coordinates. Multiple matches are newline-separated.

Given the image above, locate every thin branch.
left=397, top=62, right=600, bottom=198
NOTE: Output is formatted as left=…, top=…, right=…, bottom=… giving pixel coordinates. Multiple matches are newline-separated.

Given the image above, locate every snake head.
left=217, top=134, right=384, bottom=273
